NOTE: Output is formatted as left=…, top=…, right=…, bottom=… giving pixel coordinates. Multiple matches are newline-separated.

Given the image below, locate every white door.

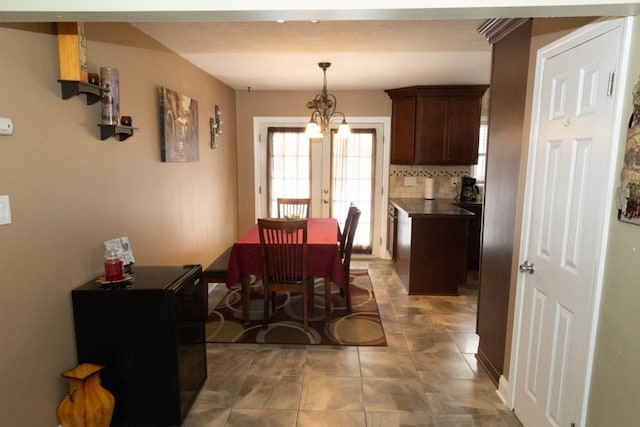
left=511, top=19, right=630, bottom=427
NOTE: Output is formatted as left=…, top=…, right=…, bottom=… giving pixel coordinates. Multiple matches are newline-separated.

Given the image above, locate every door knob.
left=323, top=199, right=329, bottom=204
left=519, top=260, right=535, bottom=274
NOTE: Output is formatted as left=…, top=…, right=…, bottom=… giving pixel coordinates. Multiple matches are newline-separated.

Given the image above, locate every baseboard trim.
left=497, top=375, right=512, bottom=408
left=476, top=347, right=500, bottom=386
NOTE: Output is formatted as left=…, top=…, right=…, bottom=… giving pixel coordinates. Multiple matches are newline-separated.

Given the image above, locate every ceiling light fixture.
left=305, top=62, right=350, bottom=139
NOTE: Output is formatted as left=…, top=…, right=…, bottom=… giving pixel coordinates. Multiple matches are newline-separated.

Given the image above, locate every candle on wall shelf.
left=88, top=72, right=100, bottom=85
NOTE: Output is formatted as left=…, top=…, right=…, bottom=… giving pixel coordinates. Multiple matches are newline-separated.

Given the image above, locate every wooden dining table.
left=226, top=217, right=345, bottom=324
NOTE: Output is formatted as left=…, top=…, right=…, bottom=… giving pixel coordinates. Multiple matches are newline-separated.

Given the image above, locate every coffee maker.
left=460, top=176, right=477, bottom=202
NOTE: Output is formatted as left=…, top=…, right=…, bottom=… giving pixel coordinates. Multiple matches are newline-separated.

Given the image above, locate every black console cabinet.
left=71, top=265, right=206, bottom=426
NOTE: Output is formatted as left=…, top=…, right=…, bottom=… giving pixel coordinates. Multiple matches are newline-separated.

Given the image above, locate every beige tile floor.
left=185, top=259, right=523, bottom=427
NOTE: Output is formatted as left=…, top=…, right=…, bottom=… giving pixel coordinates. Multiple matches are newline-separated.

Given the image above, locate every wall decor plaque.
left=159, top=86, right=199, bottom=162
left=616, top=75, right=640, bottom=225
left=57, top=22, right=88, bottom=82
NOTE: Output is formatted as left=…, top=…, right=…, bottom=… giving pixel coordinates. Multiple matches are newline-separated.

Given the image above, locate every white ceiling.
left=3, top=1, right=639, bottom=91
left=131, top=20, right=493, bottom=91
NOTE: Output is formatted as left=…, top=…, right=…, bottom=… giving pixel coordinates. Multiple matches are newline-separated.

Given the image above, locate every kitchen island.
left=390, top=198, right=474, bottom=295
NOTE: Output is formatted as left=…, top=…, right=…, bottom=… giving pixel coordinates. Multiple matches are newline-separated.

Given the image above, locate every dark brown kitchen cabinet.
left=388, top=96, right=417, bottom=164
left=385, top=85, right=488, bottom=165
left=387, top=203, right=397, bottom=259
left=456, top=202, right=483, bottom=270
left=395, top=208, right=471, bottom=295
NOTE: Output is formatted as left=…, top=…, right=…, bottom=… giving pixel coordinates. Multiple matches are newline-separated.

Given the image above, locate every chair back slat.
left=277, top=198, right=311, bottom=219
left=258, top=219, right=308, bottom=285
left=258, top=218, right=326, bottom=331
left=341, top=207, right=361, bottom=313
left=339, top=204, right=359, bottom=258
left=343, top=208, right=361, bottom=276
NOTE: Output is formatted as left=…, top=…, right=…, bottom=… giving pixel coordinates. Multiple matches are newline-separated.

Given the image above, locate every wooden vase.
left=57, top=363, right=115, bottom=427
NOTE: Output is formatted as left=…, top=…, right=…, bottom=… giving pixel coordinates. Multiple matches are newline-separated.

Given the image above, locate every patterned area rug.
left=206, top=270, right=387, bottom=346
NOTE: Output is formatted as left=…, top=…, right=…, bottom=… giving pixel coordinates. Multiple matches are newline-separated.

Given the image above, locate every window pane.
left=331, top=130, right=375, bottom=252
left=472, top=122, right=488, bottom=182
left=268, top=128, right=310, bottom=216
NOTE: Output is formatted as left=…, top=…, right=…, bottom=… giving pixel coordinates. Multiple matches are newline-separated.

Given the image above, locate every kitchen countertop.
left=389, top=198, right=476, bottom=218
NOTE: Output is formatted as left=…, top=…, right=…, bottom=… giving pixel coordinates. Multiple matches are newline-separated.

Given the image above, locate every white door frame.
left=251, top=116, right=391, bottom=258
left=506, top=17, right=633, bottom=424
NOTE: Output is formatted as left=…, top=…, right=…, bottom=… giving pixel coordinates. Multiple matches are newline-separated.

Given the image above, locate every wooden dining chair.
left=341, top=207, right=361, bottom=313
left=277, top=198, right=311, bottom=219
left=339, top=203, right=358, bottom=259
left=257, top=218, right=315, bottom=331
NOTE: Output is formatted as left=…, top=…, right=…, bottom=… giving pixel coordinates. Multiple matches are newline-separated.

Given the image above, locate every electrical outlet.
left=451, top=177, right=457, bottom=187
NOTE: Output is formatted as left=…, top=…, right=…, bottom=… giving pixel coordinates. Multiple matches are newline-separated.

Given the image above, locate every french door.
left=258, top=121, right=384, bottom=255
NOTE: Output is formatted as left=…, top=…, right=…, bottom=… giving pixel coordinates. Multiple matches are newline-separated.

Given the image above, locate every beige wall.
left=0, top=24, right=237, bottom=425
left=235, top=90, right=391, bottom=233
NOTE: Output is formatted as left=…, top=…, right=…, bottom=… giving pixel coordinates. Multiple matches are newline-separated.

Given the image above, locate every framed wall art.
left=159, top=86, right=199, bottom=162
left=616, top=75, right=640, bottom=225
left=210, top=104, right=222, bottom=150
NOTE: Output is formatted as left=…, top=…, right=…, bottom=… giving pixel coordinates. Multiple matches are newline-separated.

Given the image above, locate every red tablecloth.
left=226, top=218, right=345, bottom=288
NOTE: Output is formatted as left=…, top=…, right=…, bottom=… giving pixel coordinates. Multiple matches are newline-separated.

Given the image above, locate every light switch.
left=0, top=118, right=13, bottom=135
left=0, top=195, right=11, bottom=225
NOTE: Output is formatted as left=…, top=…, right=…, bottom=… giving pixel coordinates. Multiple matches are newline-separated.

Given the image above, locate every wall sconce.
left=210, top=105, right=222, bottom=149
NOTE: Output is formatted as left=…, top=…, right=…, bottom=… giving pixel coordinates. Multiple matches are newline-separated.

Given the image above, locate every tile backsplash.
left=389, top=165, right=472, bottom=199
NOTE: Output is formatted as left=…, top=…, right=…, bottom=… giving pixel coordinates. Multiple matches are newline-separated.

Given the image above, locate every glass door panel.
left=266, top=127, right=310, bottom=217
left=330, top=129, right=375, bottom=253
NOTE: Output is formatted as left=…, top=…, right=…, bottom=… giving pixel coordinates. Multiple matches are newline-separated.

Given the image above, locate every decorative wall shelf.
left=58, top=80, right=101, bottom=105
left=58, top=79, right=138, bottom=142
left=98, top=124, right=134, bottom=141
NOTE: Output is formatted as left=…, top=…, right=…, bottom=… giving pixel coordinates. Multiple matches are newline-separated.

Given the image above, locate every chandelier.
left=305, top=62, right=350, bottom=138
